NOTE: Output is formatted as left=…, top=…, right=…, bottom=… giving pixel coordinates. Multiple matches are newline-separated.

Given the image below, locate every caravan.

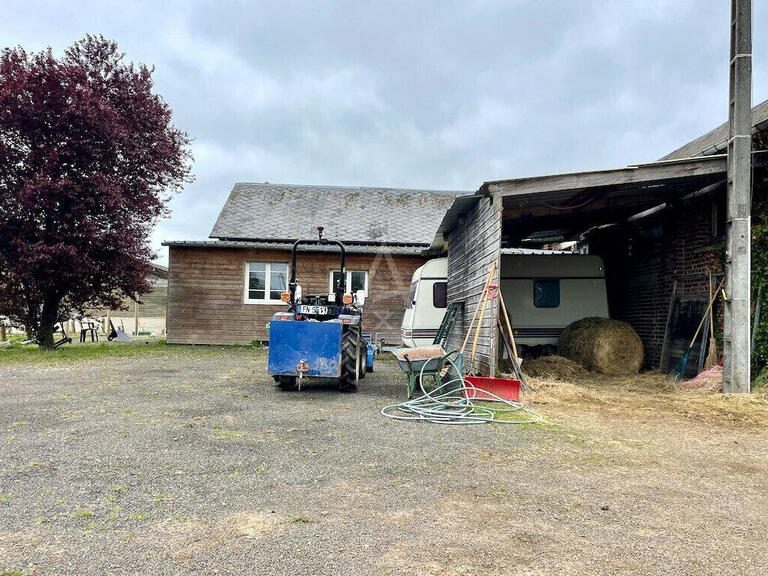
left=401, top=251, right=609, bottom=349
left=400, top=258, right=448, bottom=347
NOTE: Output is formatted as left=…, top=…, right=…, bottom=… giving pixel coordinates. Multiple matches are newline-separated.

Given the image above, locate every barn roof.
left=209, top=183, right=468, bottom=245
left=661, top=98, right=768, bottom=160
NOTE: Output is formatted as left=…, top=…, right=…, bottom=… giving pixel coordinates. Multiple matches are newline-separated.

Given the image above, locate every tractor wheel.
left=359, top=347, right=367, bottom=379
left=277, top=376, right=297, bottom=391
left=339, top=327, right=360, bottom=393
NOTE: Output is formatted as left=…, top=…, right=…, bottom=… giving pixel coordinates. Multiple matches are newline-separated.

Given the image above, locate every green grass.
left=0, top=340, right=263, bottom=365
left=73, top=509, right=94, bottom=519
left=471, top=401, right=544, bottom=424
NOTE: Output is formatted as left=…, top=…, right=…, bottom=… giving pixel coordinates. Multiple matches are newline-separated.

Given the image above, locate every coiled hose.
left=381, top=355, right=541, bottom=425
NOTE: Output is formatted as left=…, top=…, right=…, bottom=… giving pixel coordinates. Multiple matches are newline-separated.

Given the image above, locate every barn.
left=163, top=183, right=465, bottom=345
left=429, top=100, right=768, bottom=387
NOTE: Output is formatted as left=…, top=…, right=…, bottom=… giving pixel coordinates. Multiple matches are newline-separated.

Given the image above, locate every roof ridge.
left=231, top=182, right=471, bottom=195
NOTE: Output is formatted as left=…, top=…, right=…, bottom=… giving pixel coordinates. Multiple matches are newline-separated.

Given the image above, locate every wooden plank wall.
left=445, top=195, right=502, bottom=375
left=167, top=246, right=425, bottom=345
left=88, top=274, right=167, bottom=319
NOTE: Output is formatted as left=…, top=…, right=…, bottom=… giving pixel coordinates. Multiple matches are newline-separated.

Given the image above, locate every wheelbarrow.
left=393, top=346, right=463, bottom=398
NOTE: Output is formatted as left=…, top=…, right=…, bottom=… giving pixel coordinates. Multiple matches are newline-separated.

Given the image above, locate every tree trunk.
left=37, top=293, right=60, bottom=350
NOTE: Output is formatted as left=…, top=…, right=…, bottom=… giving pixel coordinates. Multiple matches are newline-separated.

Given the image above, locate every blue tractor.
left=267, top=227, right=375, bottom=392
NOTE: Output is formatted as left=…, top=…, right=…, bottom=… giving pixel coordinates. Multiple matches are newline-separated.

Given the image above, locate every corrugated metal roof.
left=500, top=248, right=572, bottom=255
left=162, top=239, right=427, bottom=255
left=660, top=98, right=768, bottom=160
left=209, top=182, right=469, bottom=245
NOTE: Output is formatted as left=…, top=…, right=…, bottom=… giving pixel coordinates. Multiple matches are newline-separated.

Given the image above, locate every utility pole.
left=723, top=0, right=752, bottom=393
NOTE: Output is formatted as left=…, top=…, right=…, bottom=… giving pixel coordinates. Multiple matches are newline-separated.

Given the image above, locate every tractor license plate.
left=299, top=305, right=328, bottom=315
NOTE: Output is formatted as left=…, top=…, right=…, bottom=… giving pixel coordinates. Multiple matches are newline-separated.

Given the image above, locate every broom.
left=675, top=276, right=724, bottom=379
left=703, top=273, right=719, bottom=370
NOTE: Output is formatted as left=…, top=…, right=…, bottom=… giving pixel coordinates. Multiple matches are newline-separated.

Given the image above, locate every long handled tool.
left=460, top=263, right=496, bottom=356
left=497, top=289, right=529, bottom=390
left=675, top=276, right=725, bottom=379
left=469, top=280, right=494, bottom=369
left=703, top=272, right=719, bottom=370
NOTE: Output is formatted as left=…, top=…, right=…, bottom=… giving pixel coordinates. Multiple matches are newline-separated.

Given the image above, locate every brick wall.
left=591, top=190, right=725, bottom=370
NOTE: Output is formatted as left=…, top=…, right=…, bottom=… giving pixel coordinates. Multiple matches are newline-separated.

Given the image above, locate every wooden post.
left=134, top=302, right=139, bottom=335
left=0, top=323, right=6, bottom=341
left=659, top=279, right=678, bottom=372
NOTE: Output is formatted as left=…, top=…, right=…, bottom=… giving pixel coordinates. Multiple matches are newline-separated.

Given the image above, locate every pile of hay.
left=557, top=317, right=643, bottom=375
left=680, top=365, right=723, bottom=392
left=522, top=355, right=589, bottom=381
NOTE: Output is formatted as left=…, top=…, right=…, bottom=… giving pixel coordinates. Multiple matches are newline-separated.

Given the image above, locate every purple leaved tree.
left=0, top=35, right=192, bottom=348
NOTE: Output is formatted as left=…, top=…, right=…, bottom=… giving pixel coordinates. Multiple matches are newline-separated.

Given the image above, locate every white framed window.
left=329, top=270, right=368, bottom=296
left=244, top=262, right=289, bottom=304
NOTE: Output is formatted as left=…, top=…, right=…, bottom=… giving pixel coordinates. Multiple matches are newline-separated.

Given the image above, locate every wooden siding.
left=445, top=195, right=502, bottom=375
left=89, top=273, right=167, bottom=318
left=166, top=246, right=425, bottom=345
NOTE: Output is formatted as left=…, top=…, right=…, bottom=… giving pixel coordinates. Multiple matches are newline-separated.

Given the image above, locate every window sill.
left=244, top=300, right=285, bottom=306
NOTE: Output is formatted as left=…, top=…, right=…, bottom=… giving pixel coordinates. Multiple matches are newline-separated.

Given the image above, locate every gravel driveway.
left=1, top=346, right=767, bottom=575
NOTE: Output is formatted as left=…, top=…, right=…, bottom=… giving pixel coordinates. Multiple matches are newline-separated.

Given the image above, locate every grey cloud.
left=2, top=0, right=766, bottom=264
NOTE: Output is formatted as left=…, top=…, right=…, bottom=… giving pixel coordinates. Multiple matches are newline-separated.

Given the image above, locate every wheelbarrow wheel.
left=339, top=327, right=360, bottom=393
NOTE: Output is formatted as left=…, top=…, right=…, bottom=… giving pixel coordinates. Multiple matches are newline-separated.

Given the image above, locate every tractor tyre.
left=277, top=376, right=297, bottom=391
left=339, top=327, right=360, bottom=393
left=359, top=344, right=367, bottom=379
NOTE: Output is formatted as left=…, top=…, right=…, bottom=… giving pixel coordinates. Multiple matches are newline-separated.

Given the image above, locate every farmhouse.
left=430, top=99, right=768, bottom=383
left=163, top=183, right=465, bottom=345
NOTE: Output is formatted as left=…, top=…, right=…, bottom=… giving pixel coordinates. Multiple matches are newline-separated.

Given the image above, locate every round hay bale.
left=557, top=317, right=643, bottom=375
left=522, top=355, right=589, bottom=381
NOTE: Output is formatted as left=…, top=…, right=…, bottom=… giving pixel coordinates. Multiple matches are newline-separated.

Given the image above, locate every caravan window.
left=433, top=282, right=447, bottom=309
left=407, top=281, right=418, bottom=307
left=533, top=279, right=560, bottom=308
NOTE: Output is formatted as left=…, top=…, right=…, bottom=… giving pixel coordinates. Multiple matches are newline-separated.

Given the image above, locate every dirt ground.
left=1, top=345, right=768, bottom=575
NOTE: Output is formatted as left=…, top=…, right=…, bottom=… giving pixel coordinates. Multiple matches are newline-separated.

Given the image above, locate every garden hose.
left=381, top=355, right=541, bottom=425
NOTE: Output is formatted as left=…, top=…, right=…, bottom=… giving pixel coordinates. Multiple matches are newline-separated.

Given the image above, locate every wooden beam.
left=488, top=156, right=727, bottom=198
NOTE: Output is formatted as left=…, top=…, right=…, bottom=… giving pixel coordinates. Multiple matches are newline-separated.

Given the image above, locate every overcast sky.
left=3, top=1, right=766, bottom=264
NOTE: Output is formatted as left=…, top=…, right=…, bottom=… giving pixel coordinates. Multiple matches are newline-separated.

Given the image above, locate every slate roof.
left=661, top=98, right=768, bottom=160
left=209, top=183, right=468, bottom=245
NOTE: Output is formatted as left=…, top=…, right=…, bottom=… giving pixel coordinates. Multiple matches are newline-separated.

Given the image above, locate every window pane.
left=408, top=281, right=418, bottom=307
left=433, top=282, right=447, bottom=308
left=269, top=264, right=288, bottom=300
left=249, top=263, right=266, bottom=300
left=350, top=271, right=367, bottom=294
left=533, top=279, right=560, bottom=308
left=331, top=271, right=343, bottom=292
